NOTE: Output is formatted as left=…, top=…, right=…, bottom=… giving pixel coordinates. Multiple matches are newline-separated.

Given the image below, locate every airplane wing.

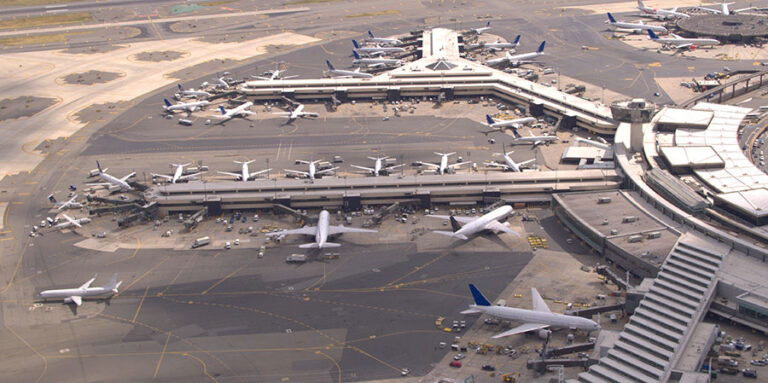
left=316, top=166, right=339, bottom=175
left=120, top=172, right=136, bottom=182
left=426, top=214, right=475, bottom=224
left=63, top=214, right=81, bottom=228
left=249, top=169, right=271, bottom=178
left=484, top=220, right=520, bottom=236
left=69, top=296, right=83, bottom=306
left=152, top=173, right=173, bottom=180
left=519, top=159, right=536, bottom=166
left=266, top=226, right=317, bottom=236
left=283, top=75, right=299, bottom=79
left=491, top=323, right=549, bottom=339
left=327, top=225, right=378, bottom=235
left=273, top=112, right=292, bottom=116
left=78, top=275, right=97, bottom=289
left=304, top=112, right=319, bottom=118
left=448, top=162, right=470, bottom=169
left=369, top=63, right=387, bottom=68
left=285, top=169, right=310, bottom=177
left=674, top=43, right=693, bottom=50
left=693, top=6, right=719, bottom=13
left=179, top=171, right=204, bottom=180
left=217, top=171, right=241, bottom=178
left=350, top=165, right=375, bottom=172
left=484, top=162, right=507, bottom=169
left=57, top=195, right=77, bottom=210
left=420, top=162, right=441, bottom=169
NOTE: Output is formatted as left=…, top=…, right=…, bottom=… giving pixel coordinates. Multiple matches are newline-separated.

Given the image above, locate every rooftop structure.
left=677, top=14, right=768, bottom=42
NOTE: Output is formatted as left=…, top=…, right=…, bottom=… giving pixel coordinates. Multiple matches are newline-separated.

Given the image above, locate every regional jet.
left=175, top=84, right=211, bottom=100
left=325, top=60, right=373, bottom=79
left=427, top=205, right=518, bottom=240
left=512, top=128, right=559, bottom=147
left=486, top=41, right=546, bottom=67
left=212, top=102, right=255, bottom=123
left=352, top=51, right=403, bottom=68
left=695, top=1, right=755, bottom=15
left=606, top=13, right=668, bottom=33
left=267, top=210, right=377, bottom=248
left=647, top=29, right=720, bottom=49
left=39, top=273, right=122, bottom=307
left=51, top=214, right=91, bottom=231
left=636, top=0, right=689, bottom=19
left=163, top=98, right=210, bottom=114
left=217, top=160, right=271, bottom=181
left=469, top=35, right=520, bottom=52
left=351, top=155, right=403, bottom=176
left=151, top=163, right=204, bottom=184
left=483, top=114, right=536, bottom=134
left=462, top=284, right=600, bottom=338
left=484, top=143, right=535, bottom=172
left=48, top=194, right=82, bottom=210
left=352, top=40, right=405, bottom=57
left=470, top=21, right=492, bottom=35
left=273, top=104, right=319, bottom=123
left=420, top=152, right=469, bottom=175
left=367, top=30, right=403, bottom=46
left=285, top=160, right=338, bottom=181
left=87, top=161, right=134, bottom=191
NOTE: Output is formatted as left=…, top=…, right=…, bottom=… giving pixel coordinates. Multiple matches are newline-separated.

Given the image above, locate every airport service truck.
left=285, top=254, right=307, bottom=263
left=192, top=236, right=211, bottom=248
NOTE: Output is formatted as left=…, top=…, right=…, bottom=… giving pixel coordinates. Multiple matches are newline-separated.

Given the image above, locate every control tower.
left=610, top=98, right=656, bottom=152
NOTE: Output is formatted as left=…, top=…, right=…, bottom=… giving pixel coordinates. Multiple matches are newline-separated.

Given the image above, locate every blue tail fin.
left=352, top=39, right=360, bottom=49
left=48, top=194, right=56, bottom=203
left=469, top=284, right=491, bottom=306
left=648, top=29, right=659, bottom=40
left=96, top=160, right=103, bottom=172
left=164, top=99, right=172, bottom=107
left=513, top=35, right=521, bottom=44
left=607, top=12, right=616, bottom=23
left=326, top=60, right=335, bottom=70
left=353, top=51, right=361, bottom=60
left=486, top=21, right=491, bottom=27
left=177, top=84, right=183, bottom=91
left=368, top=30, right=375, bottom=38
left=486, top=114, right=495, bottom=125
left=512, top=128, right=522, bottom=138
left=219, top=106, right=226, bottom=115
left=537, top=41, right=546, bottom=53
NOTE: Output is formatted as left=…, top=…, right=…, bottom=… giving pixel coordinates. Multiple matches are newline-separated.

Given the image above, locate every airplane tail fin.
left=648, top=29, right=659, bottom=40
left=177, top=84, right=183, bottom=91
left=326, top=60, right=335, bottom=70
left=468, top=284, right=492, bottom=306
left=511, top=128, right=522, bottom=138
left=607, top=12, right=616, bottom=23
left=368, top=30, right=375, bottom=38
left=637, top=0, right=644, bottom=7
left=449, top=216, right=462, bottom=231
left=48, top=194, right=57, bottom=203
left=96, top=160, right=103, bottom=173
left=219, top=105, right=227, bottom=115
left=300, top=242, right=341, bottom=249
left=352, top=51, right=361, bottom=60
left=352, top=39, right=360, bottom=49
left=486, top=114, right=495, bottom=125
left=486, top=21, right=491, bottom=27
left=104, top=273, right=121, bottom=293
left=164, top=98, right=172, bottom=107
left=513, top=35, right=521, bottom=44
left=537, top=41, right=546, bottom=53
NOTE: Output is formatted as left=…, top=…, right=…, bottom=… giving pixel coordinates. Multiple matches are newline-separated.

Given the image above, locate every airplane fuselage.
left=490, top=117, right=536, bottom=130
left=316, top=210, right=330, bottom=247
left=39, top=286, right=114, bottom=301
left=470, top=304, right=599, bottom=331
left=308, top=162, right=317, bottom=180
left=100, top=172, right=131, bottom=190
left=653, top=36, right=720, bottom=46
left=609, top=20, right=667, bottom=33
left=503, top=155, right=520, bottom=172
left=455, top=205, right=512, bottom=237
left=439, top=155, right=449, bottom=174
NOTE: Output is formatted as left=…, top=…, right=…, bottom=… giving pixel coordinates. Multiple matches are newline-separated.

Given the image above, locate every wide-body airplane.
left=175, top=84, right=211, bottom=99
left=326, top=60, right=373, bottom=79
left=352, top=40, right=405, bottom=57
left=636, top=0, right=689, bottom=19
left=267, top=210, right=377, bottom=248
left=273, top=104, right=319, bottom=122
left=48, top=194, right=82, bottom=210
left=152, top=163, right=204, bottom=184
left=695, top=1, right=754, bottom=15
left=606, top=13, right=668, bottom=33
left=421, top=152, right=469, bottom=175
left=512, top=128, right=559, bottom=147
left=51, top=214, right=91, bottom=231
left=487, top=41, right=546, bottom=67
left=352, top=51, right=403, bottom=68
left=163, top=99, right=210, bottom=113
left=87, top=161, right=134, bottom=191
left=469, top=35, right=520, bottom=52
left=462, top=284, right=600, bottom=338
left=483, top=114, right=536, bottom=133
left=39, top=273, right=122, bottom=306
left=351, top=156, right=403, bottom=176
left=427, top=205, right=518, bottom=240
left=647, top=29, right=720, bottom=49
left=367, top=30, right=402, bottom=46
left=213, top=102, right=254, bottom=123
left=218, top=160, right=271, bottom=181
left=484, top=144, right=535, bottom=172
left=285, top=160, right=338, bottom=180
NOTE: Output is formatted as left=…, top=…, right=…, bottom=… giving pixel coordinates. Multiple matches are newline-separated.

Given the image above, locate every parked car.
left=449, top=361, right=462, bottom=368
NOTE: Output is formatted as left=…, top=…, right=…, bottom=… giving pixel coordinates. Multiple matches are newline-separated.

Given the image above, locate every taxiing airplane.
left=695, top=1, right=754, bottom=15
left=606, top=12, right=668, bottom=33
left=352, top=39, right=405, bottom=57
left=218, top=160, right=271, bottom=181
left=469, top=35, right=521, bottom=52
left=163, top=98, right=210, bottom=113
left=462, top=284, right=600, bottom=338
left=273, top=104, right=319, bottom=122
left=51, top=213, right=91, bottom=231
left=285, top=160, right=338, bottom=181
left=367, top=30, right=403, bottom=46
left=325, top=60, right=374, bottom=79
left=470, top=21, right=492, bottom=35
left=636, top=0, right=690, bottom=19
left=427, top=205, right=518, bottom=240
left=351, top=156, right=403, bottom=176
left=647, top=29, right=720, bottom=49
left=512, top=128, right=559, bottom=147
left=483, top=114, right=536, bottom=133
left=213, top=102, right=255, bottom=123
left=484, top=143, right=535, bottom=172
left=420, top=152, right=469, bottom=175
left=39, top=273, right=122, bottom=307
left=48, top=194, right=82, bottom=210
left=352, top=51, right=403, bottom=68
left=152, top=163, right=204, bottom=184
left=267, top=210, right=377, bottom=248
left=87, top=161, right=134, bottom=191
left=175, top=84, right=211, bottom=99
left=487, top=41, right=546, bottom=67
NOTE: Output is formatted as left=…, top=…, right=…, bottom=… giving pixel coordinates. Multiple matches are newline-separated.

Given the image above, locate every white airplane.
left=38, top=273, right=122, bottom=307
left=87, top=161, right=134, bottom=191
left=217, top=160, right=271, bottom=181
left=48, top=194, right=82, bottom=210
left=217, top=77, right=231, bottom=88
left=352, top=39, right=405, bottom=57
left=647, top=29, right=720, bottom=49
left=695, top=1, right=754, bottom=15
left=175, top=84, right=211, bottom=99
left=483, top=114, right=536, bottom=133
left=273, top=104, right=319, bottom=122
left=252, top=64, right=299, bottom=81
left=462, top=284, right=600, bottom=338
left=213, top=102, right=255, bottom=123
left=636, top=0, right=690, bottom=19
left=267, top=210, right=377, bottom=248
left=512, top=128, right=559, bottom=147
left=352, top=51, right=403, bottom=68
left=427, top=205, right=518, bottom=240
left=470, top=21, right=492, bottom=35
left=367, top=30, right=403, bottom=46
left=285, top=160, right=338, bottom=181
left=487, top=41, right=546, bottom=67
left=484, top=144, right=535, bottom=172
left=351, top=155, right=403, bottom=176
left=325, top=60, right=373, bottom=79
left=606, top=13, right=668, bottom=33
left=421, top=152, right=469, bottom=175
left=151, top=163, right=204, bottom=184
left=469, top=35, right=521, bottom=52
left=51, top=213, right=91, bottom=231
left=163, top=98, right=210, bottom=113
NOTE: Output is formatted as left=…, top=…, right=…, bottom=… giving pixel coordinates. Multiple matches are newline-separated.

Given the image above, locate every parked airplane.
left=462, top=284, right=600, bottom=338
left=470, top=21, right=492, bottom=35
left=39, top=273, right=122, bottom=306
left=420, top=152, right=469, bottom=175
left=606, top=12, right=668, bottom=33
left=352, top=51, right=403, bottom=68
left=267, top=210, right=377, bottom=248
left=647, top=29, right=720, bottom=49
left=48, top=194, right=82, bottom=210
left=285, top=160, right=338, bottom=181
left=175, top=84, right=211, bottom=99
left=637, top=0, right=689, bottom=19
left=469, top=35, right=521, bottom=52
left=252, top=64, right=298, bottom=81
left=484, top=144, right=535, bottom=172
left=695, top=1, right=754, bottom=15
left=352, top=39, right=405, bottom=57
left=367, top=30, right=403, bottom=46
left=152, top=163, right=204, bottom=184
left=217, top=77, right=231, bottom=88
left=163, top=98, right=210, bottom=113
left=87, top=161, right=134, bottom=191
left=273, top=104, right=319, bottom=122
left=325, top=60, right=374, bottom=79
left=483, top=114, right=536, bottom=133
left=512, top=128, right=559, bottom=147
left=218, top=160, right=271, bottom=181
left=486, top=41, right=546, bottom=67
left=51, top=213, right=91, bottom=231
left=213, top=102, right=255, bottom=123
left=351, top=156, right=403, bottom=176
left=427, top=205, right=518, bottom=240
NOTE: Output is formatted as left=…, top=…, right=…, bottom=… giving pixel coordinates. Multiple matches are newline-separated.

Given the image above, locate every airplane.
left=461, top=284, right=600, bottom=338
left=636, top=0, right=690, bottom=19
left=350, top=155, right=404, bottom=176
left=175, top=84, right=211, bottom=99
left=511, top=128, right=559, bottom=147
left=695, top=1, right=755, bottom=15
left=352, top=39, right=405, bottom=57
left=483, top=114, right=536, bottom=133
left=484, top=143, right=535, bottom=172
left=469, top=35, right=521, bottom=52
left=217, top=77, right=231, bottom=88
left=470, top=21, right=492, bottom=35
left=420, top=152, right=469, bottom=175
left=325, top=60, right=374, bottom=79
left=38, top=273, right=122, bottom=307
left=151, top=163, right=204, bottom=184
left=267, top=210, right=377, bottom=248
left=273, top=104, right=319, bottom=122
left=217, top=160, right=271, bottom=181
left=427, top=205, right=518, bottom=240
left=367, top=30, right=403, bottom=46
left=647, top=29, right=720, bottom=49
left=48, top=194, right=82, bottom=210
left=352, top=51, right=404, bottom=68
left=87, top=161, right=134, bottom=191
left=252, top=63, right=299, bottom=81
left=163, top=98, right=210, bottom=114
left=212, top=101, right=255, bottom=123
left=285, top=160, right=338, bottom=181
left=605, top=12, right=668, bottom=33
left=51, top=213, right=91, bottom=231
left=486, top=41, right=546, bottom=67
